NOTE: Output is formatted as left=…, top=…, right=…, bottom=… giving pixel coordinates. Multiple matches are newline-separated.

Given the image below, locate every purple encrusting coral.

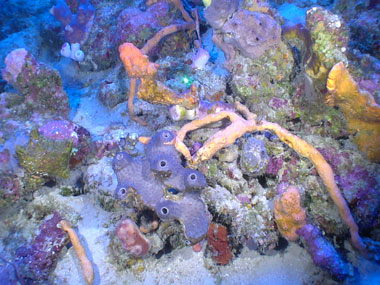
left=15, top=212, right=68, bottom=281
left=50, top=0, right=95, bottom=45
left=297, top=224, right=352, bottom=281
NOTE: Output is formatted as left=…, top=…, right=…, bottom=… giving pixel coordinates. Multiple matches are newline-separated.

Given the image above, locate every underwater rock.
left=206, top=223, right=233, bottom=265
left=38, top=120, right=92, bottom=168
left=15, top=212, right=68, bottom=281
left=113, top=130, right=210, bottom=244
left=1, top=49, right=70, bottom=119
left=204, top=0, right=239, bottom=30
left=336, top=166, right=380, bottom=231
left=116, top=218, right=151, bottom=257
left=80, top=0, right=128, bottom=71
left=240, top=137, right=269, bottom=176
left=203, top=185, right=277, bottom=253
left=206, top=4, right=282, bottom=68
left=114, top=2, right=193, bottom=60
left=16, top=129, right=73, bottom=191
left=0, top=173, right=21, bottom=207
left=297, top=224, right=353, bottom=281
left=0, top=257, right=22, bottom=284
left=97, top=76, right=128, bottom=108
left=230, top=41, right=294, bottom=122
left=95, top=126, right=139, bottom=159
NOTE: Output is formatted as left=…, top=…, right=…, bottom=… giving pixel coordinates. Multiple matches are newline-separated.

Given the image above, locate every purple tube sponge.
left=50, top=0, right=95, bottom=44
left=296, top=224, right=352, bottom=281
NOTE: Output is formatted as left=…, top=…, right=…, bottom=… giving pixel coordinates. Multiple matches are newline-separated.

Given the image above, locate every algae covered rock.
left=231, top=41, right=295, bottom=122
left=1, top=49, right=70, bottom=119
left=305, top=7, right=349, bottom=83
left=16, top=129, right=73, bottom=190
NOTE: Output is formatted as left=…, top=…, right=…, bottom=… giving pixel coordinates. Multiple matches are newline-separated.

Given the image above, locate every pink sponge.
left=116, top=218, right=151, bottom=257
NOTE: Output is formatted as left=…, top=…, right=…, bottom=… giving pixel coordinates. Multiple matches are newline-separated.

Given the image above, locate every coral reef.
left=203, top=184, right=277, bottom=253
left=1, top=0, right=380, bottom=283
left=38, top=120, right=92, bottom=168
left=326, top=62, right=380, bottom=163
left=115, top=1, right=194, bottom=59
left=173, top=102, right=367, bottom=255
left=1, top=49, right=70, bottom=119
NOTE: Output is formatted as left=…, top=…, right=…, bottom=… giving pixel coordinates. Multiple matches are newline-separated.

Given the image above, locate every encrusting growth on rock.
left=170, top=101, right=368, bottom=256
left=58, top=220, right=94, bottom=284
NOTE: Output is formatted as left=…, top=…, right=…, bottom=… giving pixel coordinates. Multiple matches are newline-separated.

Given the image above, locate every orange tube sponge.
left=274, top=186, right=307, bottom=241
left=119, top=43, right=158, bottom=79
left=59, top=220, right=94, bottom=284
left=326, top=62, right=380, bottom=162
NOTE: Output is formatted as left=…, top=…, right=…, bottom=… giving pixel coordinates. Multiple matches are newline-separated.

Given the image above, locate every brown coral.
left=326, top=62, right=380, bottom=162
left=274, top=186, right=307, bottom=241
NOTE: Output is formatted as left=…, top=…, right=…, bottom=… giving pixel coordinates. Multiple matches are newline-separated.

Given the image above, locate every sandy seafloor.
left=1, top=1, right=380, bottom=284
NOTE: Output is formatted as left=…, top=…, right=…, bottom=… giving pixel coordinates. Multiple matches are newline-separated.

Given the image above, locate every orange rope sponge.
left=326, top=62, right=380, bottom=162
left=274, top=186, right=307, bottom=241
left=59, top=220, right=94, bottom=284
left=172, top=101, right=367, bottom=256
